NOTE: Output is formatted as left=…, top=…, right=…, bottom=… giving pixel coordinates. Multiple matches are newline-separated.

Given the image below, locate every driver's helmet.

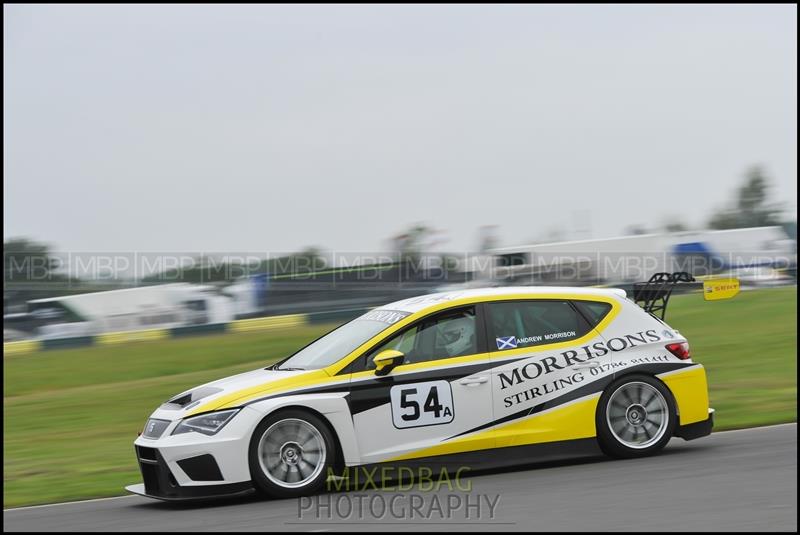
left=439, top=315, right=475, bottom=356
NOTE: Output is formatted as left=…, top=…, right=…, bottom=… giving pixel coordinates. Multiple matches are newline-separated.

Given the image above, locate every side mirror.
left=373, top=349, right=404, bottom=376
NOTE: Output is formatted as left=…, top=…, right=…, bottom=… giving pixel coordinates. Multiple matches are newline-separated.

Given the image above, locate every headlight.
left=172, top=409, right=240, bottom=436
left=142, top=418, right=170, bottom=439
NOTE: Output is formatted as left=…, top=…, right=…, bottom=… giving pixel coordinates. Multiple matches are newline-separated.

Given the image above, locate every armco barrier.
left=307, top=308, right=370, bottom=324
left=170, top=323, right=229, bottom=337
left=41, top=336, right=95, bottom=351
left=2, top=311, right=325, bottom=354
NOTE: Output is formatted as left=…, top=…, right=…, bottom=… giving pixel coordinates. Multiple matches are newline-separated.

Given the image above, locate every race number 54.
left=390, top=380, right=454, bottom=429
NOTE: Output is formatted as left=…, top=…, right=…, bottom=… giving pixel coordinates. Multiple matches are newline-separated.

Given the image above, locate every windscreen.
left=276, top=309, right=410, bottom=370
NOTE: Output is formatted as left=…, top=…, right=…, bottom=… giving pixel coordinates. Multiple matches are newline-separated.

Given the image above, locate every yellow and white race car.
left=127, top=280, right=729, bottom=501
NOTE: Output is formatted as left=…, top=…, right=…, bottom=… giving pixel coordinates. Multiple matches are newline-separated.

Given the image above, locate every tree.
left=477, top=225, right=499, bottom=253
left=392, top=224, right=430, bottom=257
left=3, top=238, right=72, bottom=308
left=663, top=218, right=688, bottom=233
left=624, top=224, right=649, bottom=236
left=4, top=238, right=58, bottom=281
left=708, top=167, right=783, bottom=230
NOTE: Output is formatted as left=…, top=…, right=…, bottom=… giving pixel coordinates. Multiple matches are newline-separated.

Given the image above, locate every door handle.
left=571, top=361, right=600, bottom=370
left=459, top=376, right=488, bottom=386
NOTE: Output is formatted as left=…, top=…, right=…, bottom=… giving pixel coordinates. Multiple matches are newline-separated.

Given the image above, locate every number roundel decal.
left=389, top=380, right=455, bottom=429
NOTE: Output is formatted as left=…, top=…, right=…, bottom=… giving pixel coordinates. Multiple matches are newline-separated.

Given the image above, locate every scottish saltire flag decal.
left=496, top=336, right=517, bottom=350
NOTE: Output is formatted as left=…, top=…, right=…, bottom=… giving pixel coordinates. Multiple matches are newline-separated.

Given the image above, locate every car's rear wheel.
left=597, top=374, right=676, bottom=458
left=248, top=409, right=335, bottom=498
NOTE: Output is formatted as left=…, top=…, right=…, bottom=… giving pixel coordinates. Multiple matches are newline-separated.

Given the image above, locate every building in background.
left=24, top=283, right=238, bottom=339
left=489, top=226, right=796, bottom=286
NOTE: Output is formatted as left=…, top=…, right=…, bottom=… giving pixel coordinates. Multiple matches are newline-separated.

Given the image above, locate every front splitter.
left=125, top=483, right=256, bottom=502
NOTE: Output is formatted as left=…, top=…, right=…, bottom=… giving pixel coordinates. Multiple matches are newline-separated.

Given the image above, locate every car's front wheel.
left=596, top=374, right=677, bottom=458
left=248, top=409, right=336, bottom=498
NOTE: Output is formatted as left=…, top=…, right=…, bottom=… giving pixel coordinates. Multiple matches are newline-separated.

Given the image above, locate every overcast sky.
left=4, top=4, right=797, bottom=254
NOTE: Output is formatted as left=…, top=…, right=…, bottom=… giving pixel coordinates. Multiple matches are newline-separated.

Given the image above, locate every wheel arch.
left=609, top=369, right=680, bottom=416
left=595, top=372, right=678, bottom=457
left=246, top=392, right=361, bottom=467
left=258, top=404, right=347, bottom=473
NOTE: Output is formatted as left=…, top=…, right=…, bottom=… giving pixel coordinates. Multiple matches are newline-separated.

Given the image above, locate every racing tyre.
left=596, top=374, right=677, bottom=458
left=249, top=409, right=336, bottom=498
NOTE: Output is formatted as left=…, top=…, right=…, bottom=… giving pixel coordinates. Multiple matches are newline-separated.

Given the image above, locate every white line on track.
left=4, top=422, right=795, bottom=512
left=714, top=422, right=796, bottom=434
left=4, top=494, right=137, bottom=512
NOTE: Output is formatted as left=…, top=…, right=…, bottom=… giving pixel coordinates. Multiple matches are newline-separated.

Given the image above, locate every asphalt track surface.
left=4, top=424, right=796, bottom=532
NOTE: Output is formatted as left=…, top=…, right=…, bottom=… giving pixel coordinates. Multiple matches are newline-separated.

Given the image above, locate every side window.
left=426, top=307, right=478, bottom=361
left=373, top=324, right=420, bottom=361
left=363, top=307, right=478, bottom=370
left=488, top=300, right=591, bottom=351
left=573, top=300, right=613, bottom=327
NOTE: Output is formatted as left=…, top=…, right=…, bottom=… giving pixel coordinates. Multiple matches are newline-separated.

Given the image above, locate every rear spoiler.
left=632, top=271, right=740, bottom=320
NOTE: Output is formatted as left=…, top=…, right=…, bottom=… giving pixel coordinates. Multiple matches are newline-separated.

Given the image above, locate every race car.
left=127, top=277, right=732, bottom=501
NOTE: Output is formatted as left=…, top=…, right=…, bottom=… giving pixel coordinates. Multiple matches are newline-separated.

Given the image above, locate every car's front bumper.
left=127, top=444, right=255, bottom=501
left=126, top=407, right=264, bottom=500
left=675, top=408, right=714, bottom=441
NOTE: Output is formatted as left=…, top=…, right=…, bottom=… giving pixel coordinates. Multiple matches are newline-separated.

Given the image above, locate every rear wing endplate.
left=632, top=272, right=740, bottom=320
